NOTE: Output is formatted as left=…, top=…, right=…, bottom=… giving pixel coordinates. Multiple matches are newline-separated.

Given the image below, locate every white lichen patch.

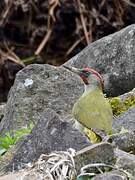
left=93, top=49, right=100, bottom=57
left=52, top=75, right=59, bottom=80
left=113, top=72, right=119, bottom=76
left=128, top=29, right=134, bottom=36
left=24, top=78, right=33, bottom=87
left=50, top=127, right=57, bottom=135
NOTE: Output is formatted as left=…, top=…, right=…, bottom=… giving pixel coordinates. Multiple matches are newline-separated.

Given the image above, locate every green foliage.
left=0, top=123, right=34, bottom=156
left=109, top=95, right=135, bottom=116
left=22, top=55, right=37, bottom=65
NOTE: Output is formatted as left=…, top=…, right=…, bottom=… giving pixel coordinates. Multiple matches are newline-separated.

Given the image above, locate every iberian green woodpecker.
left=64, top=66, right=113, bottom=139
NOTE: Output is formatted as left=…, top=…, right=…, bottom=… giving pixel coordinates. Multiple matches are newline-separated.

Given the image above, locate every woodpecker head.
left=64, top=65, right=104, bottom=90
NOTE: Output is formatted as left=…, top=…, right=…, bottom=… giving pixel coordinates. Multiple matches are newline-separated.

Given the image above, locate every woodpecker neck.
left=83, top=74, right=103, bottom=94
left=81, top=85, right=102, bottom=99
left=84, top=83, right=102, bottom=94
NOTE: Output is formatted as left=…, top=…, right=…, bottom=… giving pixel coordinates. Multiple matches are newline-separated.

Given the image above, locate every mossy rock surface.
left=109, top=89, right=135, bottom=116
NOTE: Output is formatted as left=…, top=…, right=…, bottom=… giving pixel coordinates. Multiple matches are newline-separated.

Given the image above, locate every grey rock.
left=2, top=109, right=90, bottom=172
left=64, top=25, right=135, bottom=96
left=0, top=148, right=76, bottom=180
left=113, top=106, right=135, bottom=132
left=119, top=88, right=135, bottom=102
left=92, top=172, right=127, bottom=180
left=110, top=89, right=135, bottom=152
left=109, top=131, right=135, bottom=154
left=111, top=88, right=135, bottom=133
left=74, top=142, right=115, bottom=173
left=0, top=64, right=91, bottom=173
left=0, top=64, right=84, bottom=134
left=115, top=149, right=135, bottom=178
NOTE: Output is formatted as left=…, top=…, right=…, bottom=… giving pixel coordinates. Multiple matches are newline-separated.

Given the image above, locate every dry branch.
left=76, top=0, right=91, bottom=45
left=35, top=29, right=53, bottom=56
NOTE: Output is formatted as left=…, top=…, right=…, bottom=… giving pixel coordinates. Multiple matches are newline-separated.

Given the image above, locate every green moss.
left=109, top=95, right=135, bottom=116
left=0, top=122, right=34, bottom=156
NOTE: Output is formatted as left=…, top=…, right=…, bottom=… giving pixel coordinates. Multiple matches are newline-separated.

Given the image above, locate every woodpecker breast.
left=72, top=87, right=113, bottom=134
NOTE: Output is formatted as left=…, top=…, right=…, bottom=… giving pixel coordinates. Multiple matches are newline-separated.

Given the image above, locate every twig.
left=35, top=28, right=52, bottom=56
left=4, top=42, right=24, bottom=65
left=66, top=37, right=85, bottom=56
left=66, top=32, right=91, bottom=56
left=121, top=0, right=135, bottom=7
left=76, top=0, right=90, bottom=45
left=30, top=0, right=40, bottom=14
left=98, top=14, right=112, bottom=25
left=99, top=0, right=106, bottom=10
left=0, top=0, right=14, bottom=26
left=0, top=48, right=25, bottom=67
left=49, top=0, right=60, bottom=22
left=35, top=5, right=54, bottom=56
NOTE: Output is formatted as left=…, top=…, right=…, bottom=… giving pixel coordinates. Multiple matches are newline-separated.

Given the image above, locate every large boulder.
left=1, top=109, right=90, bottom=172
left=74, top=142, right=115, bottom=173
left=0, top=64, right=91, bottom=172
left=109, top=89, right=135, bottom=153
left=113, top=107, right=135, bottom=132
left=112, top=88, right=135, bottom=132
left=0, top=64, right=84, bottom=134
left=64, top=24, right=135, bottom=96
left=109, top=131, right=135, bottom=154
left=115, top=149, right=135, bottom=177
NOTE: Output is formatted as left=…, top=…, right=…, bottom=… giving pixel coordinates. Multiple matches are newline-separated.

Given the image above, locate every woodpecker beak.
left=63, top=65, right=81, bottom=75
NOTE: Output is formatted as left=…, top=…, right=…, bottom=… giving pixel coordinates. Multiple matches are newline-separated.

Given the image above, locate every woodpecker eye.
left=81, top=70, right=90, bottom=77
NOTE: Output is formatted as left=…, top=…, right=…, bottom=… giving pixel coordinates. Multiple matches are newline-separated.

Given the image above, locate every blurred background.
left=0, top=0, right=135, bottom=101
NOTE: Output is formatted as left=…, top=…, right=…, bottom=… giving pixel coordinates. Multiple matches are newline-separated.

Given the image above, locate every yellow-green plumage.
left=72, top=87, right=113, bottom=135
left=63, top=65, right=113, bottom=141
